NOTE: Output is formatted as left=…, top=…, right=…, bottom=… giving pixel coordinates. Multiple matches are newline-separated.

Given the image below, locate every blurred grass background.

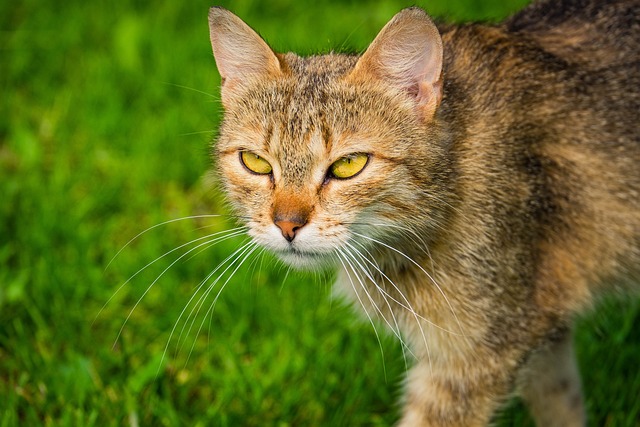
left=1, top=0, right=639, bottom=425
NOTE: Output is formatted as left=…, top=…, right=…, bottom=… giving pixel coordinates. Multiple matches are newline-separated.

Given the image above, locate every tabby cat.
left=206, top=0, right=639, bottom=425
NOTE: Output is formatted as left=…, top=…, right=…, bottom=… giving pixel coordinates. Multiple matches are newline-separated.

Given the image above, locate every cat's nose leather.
left=274, top=218, right=307, bottom=242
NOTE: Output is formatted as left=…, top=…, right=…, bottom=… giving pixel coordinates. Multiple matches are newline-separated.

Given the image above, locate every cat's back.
left=502, top=0, right=639, bottom=187
left=506, top=0, right=639, bottom=69
left=439, top=0, right=639, bottom=294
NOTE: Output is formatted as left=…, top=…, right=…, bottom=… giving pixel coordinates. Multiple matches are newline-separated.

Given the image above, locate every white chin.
left=276, top=250, right=334, bottom=270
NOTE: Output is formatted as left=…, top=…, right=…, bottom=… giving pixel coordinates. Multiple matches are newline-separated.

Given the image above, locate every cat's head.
left=208, top=7, right=451, bottom=269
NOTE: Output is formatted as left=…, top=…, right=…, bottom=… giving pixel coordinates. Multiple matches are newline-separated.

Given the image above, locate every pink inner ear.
left=417, top=78, right=442, bottom=110
left=352, top=8, right=444, bottom=118
left=209, top=8, right=281, bottom=84
left=416, top=80, right=432, bottom=104
left=408, top=43, right=442, bottom=101
left=387, top=46, right=442, bottom=118
left=214, top=48, right=237, bottom=82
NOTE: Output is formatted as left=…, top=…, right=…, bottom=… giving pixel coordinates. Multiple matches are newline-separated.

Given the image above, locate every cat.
left=206, top=0, right=639, bottom=425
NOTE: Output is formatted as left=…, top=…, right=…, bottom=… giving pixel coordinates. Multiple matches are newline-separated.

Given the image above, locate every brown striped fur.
left=207, top=1, right=639, bottom=425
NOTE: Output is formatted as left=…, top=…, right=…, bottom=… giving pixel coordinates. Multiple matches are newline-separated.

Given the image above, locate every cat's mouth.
left=274, top=247, right=334, bottom=269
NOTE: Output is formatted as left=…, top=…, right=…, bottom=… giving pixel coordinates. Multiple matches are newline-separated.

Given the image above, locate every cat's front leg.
left=517, top=330, right=586, bottom=427
left=397, top=356, right=514, bottom=427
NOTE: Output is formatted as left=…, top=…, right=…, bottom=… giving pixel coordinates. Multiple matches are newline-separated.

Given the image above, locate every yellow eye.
left=329, top=153, right=369, bottom=179
left=240, top=151, right=272, bottom=175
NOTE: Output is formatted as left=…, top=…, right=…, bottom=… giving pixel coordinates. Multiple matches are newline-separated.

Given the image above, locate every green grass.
left=1, top=0, right=639, bottom=425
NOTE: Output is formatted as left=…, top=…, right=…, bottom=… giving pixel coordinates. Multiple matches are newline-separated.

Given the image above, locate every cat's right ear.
left=349, top=7, right=443, bottom=121
left=208, top=7, right=281, bottom=101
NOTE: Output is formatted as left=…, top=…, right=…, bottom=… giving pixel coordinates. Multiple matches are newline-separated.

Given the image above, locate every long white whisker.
left=182, top=227, right=248, bottom=263
left=181, top=240, right=258, bottom=349
left=336, top=250, right=387, bottom=378
left=347, top=242, right=438, bottom=372
left=349, top=240, right=461, bottom=337
left=178, top=130, right=218, bottom=137
left=279, top=264, right=292, bottom=293
left=352, top=232, right=466, bottom=338
left=341, top=245, right=416, bottom=363
left=245, top=244, right=268, bottom=282
left=113, top=229, right=242, bottom=349
left=206, top=246, right=268, bottom=348
left=341, top=247, right=406, bottom=341
left=168, top=239, right=255, bottom=360
left=419, top=191, right=464, bottom=216
left=105, top=214, right=230, bottom=270
left=365, top=222, right=431, bottom=257
left=335, top=250, right=388, bottom=381
left=186, top=242, right=262, bottom=365
left=96, top=227, right=248, bottom=324
left=164, top=82, right=218, bottom=99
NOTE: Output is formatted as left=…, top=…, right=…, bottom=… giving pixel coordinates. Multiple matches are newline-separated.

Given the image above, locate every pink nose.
left=274, top=217, right=307, bottom=242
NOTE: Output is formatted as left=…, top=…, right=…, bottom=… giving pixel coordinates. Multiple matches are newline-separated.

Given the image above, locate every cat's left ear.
left=350, top=7, right=443, bottom=120
left=208, top=7, right=281, bottom=101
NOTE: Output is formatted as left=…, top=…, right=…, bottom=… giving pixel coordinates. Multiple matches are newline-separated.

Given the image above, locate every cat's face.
left=209, top=8, right=448, bottom=269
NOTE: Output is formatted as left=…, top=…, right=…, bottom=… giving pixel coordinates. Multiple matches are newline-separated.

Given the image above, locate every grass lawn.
left=1, top=0, right=639, bottom=425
